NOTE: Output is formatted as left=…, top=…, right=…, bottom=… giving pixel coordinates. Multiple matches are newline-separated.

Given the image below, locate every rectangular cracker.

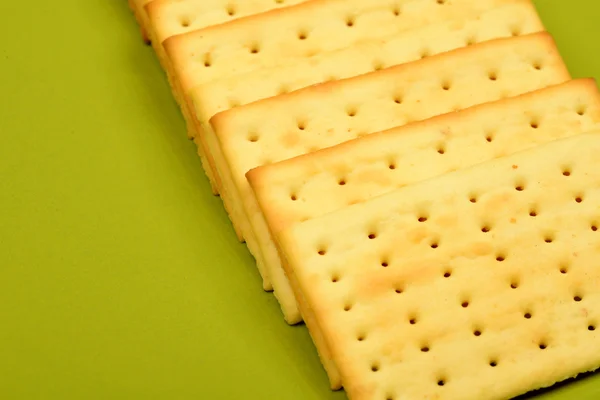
left=209, top=33, right=570, bottom=329
left=247, top=78, right=600, bottom=388
left=277, top=132, right=600, bottom=399
left=145, top=0, right=306, bottom=197
left=166, top=0, right=524, bottom=193
left=249, top=78, right=600, bottom=245
left=193, top=0, right=542, bottom=124
left=192, top=0, right=543, bottom=233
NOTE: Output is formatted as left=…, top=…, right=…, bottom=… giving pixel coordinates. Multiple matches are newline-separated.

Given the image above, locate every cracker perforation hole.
left=575, top=195, right=584, bottom=203
left=481, top=226, right=490, bottom=233
left=226, top=4, right=236, bottom=16
left=409, top=316, right=417, bottom=325
left=496, top=254, right=506, bottom=262
left=544, top=234, right=554, bottom=244
left=473, top=329, right=482, bottom=337
left=338, top=179, right=346, bottom=186
left=443, top=269, right=452, bottom=278
left=437, top=379, right=446, bottom=387
left=529, top=208, right=538, bottom=217
left=247, top=134, right=259, bottom=143
left=393, top=94, right=403, bottom=104
left=317, top=248, right=327, bottom=256
left=574, top=295, right=583, bottom=302
left=511, top=26, right=521, bottom=36
left=510, top=279, right=519, bottom=289
left=420, top=48, right=430, bottom=59
left=560, top=263, right=569, bottom=274
left=297, top=121, right=306, bottom=131
left=345, top=16, right=355, bottom=27
left=203, top=53, right=212, bottom=67
left=371, top=362, right=380, bottom=372
left=589, top=324, right=596, bottom=331
left=515, top=183, right=525, bottom=192
left=392, top=6, right=401, bottom=16
left=488, top=71, right=498, bottom=81
left=437, top=0, right=446, bottom=4
left=592, top=224, right=598, bottom=232
left=346, top=107, right=358, bottom=117
left=562, top=169, right=571, bottom=177
left=368, top=233, right=377, bottom=240
left=530, top=119, right=539, bottom=129
left=465, top=36, right=476, bottom=46
left=249, top=43, right=260, bottom=54
left=524, top=312, right=532, bottom=319
left=298, top=31, right=308, bottom=40
left=430, top=241, right=439, bottom=249
left=442, top=81, right=451, bottom=91
left=532, top=61, right=543, bottom=70
left=395, top=286, right=404, bottom=294
left=388, top=163, right=396, bottom=170
left=373, top=60, right=385, bottom=71
left=577, top=105, right=587, bottom=116
left=420, top=345, right=430, bottom=353
left=290, top=194, right=297, bottom=201
left=344, top=303, right=353, bottom=312
left=180, top=17, right=191, bottom=28
left=489, top=360, right=498, bottom=367
left=381, top=260, right=389, bottom=268
left=461, top=300, right=470, bottom=308
left=277, top=84, right=289, bottom=95
left=437, top=144, right=446, bottom=155
left=538, top=342, right=547, bottom=350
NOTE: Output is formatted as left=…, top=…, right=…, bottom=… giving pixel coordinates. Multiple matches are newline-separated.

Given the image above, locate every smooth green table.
left=1, top=1, right=600, bottom=398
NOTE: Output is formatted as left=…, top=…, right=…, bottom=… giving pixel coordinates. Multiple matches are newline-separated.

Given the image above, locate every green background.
left=1, top=1, right=600, bottom=398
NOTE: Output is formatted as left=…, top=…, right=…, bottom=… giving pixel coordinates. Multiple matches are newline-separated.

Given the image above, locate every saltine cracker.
left=247, top=79, right=600, bottom=386
left=278, top=132, right=600, bottom=399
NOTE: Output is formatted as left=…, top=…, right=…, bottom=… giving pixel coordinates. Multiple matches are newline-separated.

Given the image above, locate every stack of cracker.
left=129, top=0, right=600, bottom=398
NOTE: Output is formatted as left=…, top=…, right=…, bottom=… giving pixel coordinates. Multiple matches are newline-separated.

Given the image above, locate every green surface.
left=1, top=0, right=600, bottom=398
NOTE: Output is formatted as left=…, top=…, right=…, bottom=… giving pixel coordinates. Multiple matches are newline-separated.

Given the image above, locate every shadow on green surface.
left=517, top=371, right=600, bottom=399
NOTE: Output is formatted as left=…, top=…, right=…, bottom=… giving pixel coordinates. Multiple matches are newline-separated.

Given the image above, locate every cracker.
left=247, top=79, right=600, bottom=387
left=277, top=132, right=600, bottom=399
left=193, top=1, right=543, bottom=125
left=166, top=0, right=524, bottom=194
left=145, top=0, right=306, bottom=197
left=249, top=79, right=600, bottom=237
left=210, top=33, right=570, bottom=330
left=166, top=0, right=523, bottom=104
left=193, top=0, right=543, bottom=229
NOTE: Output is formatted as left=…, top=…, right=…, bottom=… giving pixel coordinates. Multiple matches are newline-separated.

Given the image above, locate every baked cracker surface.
left=279, top=132, right=600, bottom=400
